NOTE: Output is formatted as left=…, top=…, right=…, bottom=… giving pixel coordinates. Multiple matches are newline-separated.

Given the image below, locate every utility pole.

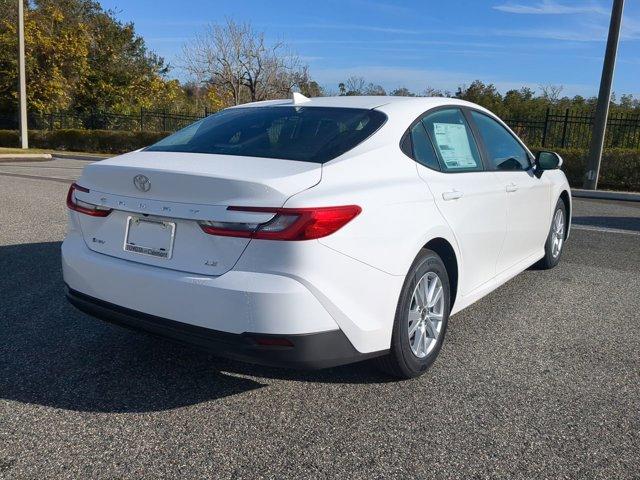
left=583, top=0, right=625, bottom=190
left=18, top=0, right=28, bottom=149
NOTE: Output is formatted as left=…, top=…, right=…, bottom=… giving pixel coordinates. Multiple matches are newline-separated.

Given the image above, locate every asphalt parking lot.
left=1, top=158, right=639, bottom=479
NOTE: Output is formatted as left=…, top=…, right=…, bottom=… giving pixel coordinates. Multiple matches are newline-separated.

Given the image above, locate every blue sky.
left=100, top=0, right=640, bottom=97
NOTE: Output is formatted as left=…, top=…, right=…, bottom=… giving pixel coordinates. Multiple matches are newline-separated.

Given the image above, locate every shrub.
left=1, top=129, right=638, bottom=191
left=0, top=129, right=167, bottom=154
left=532, top=147, right=640, bottom=192
left=0, top=130, right=19, bottom=147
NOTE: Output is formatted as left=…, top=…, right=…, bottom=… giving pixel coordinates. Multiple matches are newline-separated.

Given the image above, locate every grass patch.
left=0, top=147, right=54, bottom=154
left=0, top=147, right=110, bottom=156
left=0, top=129, right=165, bottom=154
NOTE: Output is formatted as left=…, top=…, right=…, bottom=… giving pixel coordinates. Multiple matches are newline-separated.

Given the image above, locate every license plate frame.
left=123, top=216, right=176, bottom=259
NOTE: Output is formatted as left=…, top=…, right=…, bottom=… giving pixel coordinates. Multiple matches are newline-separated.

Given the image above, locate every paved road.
left=0, top=156, right=90, bottom=183
left=1, top=160, right=639, bottom=479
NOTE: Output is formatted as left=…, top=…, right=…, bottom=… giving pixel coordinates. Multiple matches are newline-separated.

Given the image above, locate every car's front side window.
left=470, top=111, right=530, bottom=171
left=421, top=108, right=483, bottom=173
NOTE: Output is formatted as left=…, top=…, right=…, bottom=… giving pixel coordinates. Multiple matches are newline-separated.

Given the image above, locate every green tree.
left=0, top=0, right=175, bottom=115
left=72, top=2, right=172, bottom=112
left=618, top=94, right=639, bottom=111
left=298, top=79, right=323, bottom=98
left=390, top=87, right=415, bottom=97
left=455, top=80, right=504, bottom=115
left=503, top=87, right=547, bottom=118
left=0, top=0, right=89, bottom=113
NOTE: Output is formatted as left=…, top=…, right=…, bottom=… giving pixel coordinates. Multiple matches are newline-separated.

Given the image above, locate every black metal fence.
left=505, top=108, right=640, bottom=149
left=0, top=109, right=210, bottom=133
left=1, top=107, right=639, bottom=149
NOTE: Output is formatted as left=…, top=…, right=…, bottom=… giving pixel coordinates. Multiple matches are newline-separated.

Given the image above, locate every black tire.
left=536, top=198, right=567, bottom=270
left=376, top=249, right=451, bottom=379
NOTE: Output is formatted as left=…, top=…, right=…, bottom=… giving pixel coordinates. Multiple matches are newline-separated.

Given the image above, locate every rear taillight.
left=66, top=183, right=112, bottom=217
left=199, top=205, right=361, bottom=241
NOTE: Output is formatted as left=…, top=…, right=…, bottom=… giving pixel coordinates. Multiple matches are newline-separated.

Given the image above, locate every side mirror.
left=534, top=151, right=563, bottom=177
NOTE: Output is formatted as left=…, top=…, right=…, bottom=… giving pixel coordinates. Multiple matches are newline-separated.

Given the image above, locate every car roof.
left=228, top=95, right=494, bottom=120
left=230, top=95, right=469, bottom=109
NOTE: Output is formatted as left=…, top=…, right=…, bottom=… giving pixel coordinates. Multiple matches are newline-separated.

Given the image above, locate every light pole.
left=18, top=0, right=28, bottom=149
left=583, top=0, right=625, bottom=190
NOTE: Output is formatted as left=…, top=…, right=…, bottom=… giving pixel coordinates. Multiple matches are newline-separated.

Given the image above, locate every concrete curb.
left=572, top=189, right=640, bottom=203
left=0, top=153, right=52, bottom=162
left=53, top=152, right=111, bottom=161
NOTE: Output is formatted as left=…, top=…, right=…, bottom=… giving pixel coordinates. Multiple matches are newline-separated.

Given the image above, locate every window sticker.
left=433, top=123, right=478, bottom=169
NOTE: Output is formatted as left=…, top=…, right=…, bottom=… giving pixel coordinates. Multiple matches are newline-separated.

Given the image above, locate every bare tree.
left=182, top=19, right=309, bottom=106
left=423, top=86, right=450, bottom=98
left=364, top=83, right=386, bottom=96
left=344, top=76, right=366, bottom=96
left=539, top=84, right=564, bottom=103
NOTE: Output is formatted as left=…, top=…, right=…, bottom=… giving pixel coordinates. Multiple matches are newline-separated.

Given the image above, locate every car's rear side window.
left=145, top=106, right=387, bottom=163
left=410, top=122, right=440, bottom=170
left=421, top=108, right=483, bottom=172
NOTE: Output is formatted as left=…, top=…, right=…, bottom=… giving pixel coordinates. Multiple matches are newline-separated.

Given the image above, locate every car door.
left=409, top=107, right=507, bottom=296
left=468, top=110, right=552, bottom=273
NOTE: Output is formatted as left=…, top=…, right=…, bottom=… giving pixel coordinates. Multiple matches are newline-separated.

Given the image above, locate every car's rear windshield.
left=145, top=106, right=387, bottom=163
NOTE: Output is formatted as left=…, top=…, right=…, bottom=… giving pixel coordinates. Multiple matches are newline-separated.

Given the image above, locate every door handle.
left=442, top=190, right=464, bottom=201
left=506, top=183, right=519, bottom=193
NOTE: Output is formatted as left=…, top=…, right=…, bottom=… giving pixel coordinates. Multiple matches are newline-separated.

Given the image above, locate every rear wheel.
left=536, top=199, right=567, bottom=270
left=376, top=249, right=450, bottom=379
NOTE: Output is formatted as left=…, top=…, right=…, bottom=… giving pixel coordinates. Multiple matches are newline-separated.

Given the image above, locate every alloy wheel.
left=551, top=209, right=565, bottom=258
left=408, top=272, right=444, bottom=358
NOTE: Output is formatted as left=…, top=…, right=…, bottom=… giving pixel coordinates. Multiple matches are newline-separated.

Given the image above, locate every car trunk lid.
left=73, top=151, right=321, bottom=275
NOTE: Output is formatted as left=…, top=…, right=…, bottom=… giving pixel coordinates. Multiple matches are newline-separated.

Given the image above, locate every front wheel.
left=536, top=199, right=567, bottom=270
left=376, top=249, right=450, bottom=379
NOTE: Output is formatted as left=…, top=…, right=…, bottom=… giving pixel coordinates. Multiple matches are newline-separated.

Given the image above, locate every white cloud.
left=493, top=1, right=608, bottom=15
left=490, top=18, right=640, bottom=42
left=137, top=20, right=208, bottom=27
left=622, top=16, right=640, bottom=39
left=299, top=55, right=324, bottom=62
left=345, top=0, right=413, bottom=16
left=310, top=65, right=595, bottom=97
left=289, top=23, right=423, bottom=35
left=490, top=25, right=607, bottom=42
left=147, top=37, right=193, bottom=43
left=291, top=38, right=505, bottom=49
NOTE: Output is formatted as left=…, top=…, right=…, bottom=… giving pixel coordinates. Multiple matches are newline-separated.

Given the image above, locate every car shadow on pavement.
left=0, top=242, right=390, bottom=413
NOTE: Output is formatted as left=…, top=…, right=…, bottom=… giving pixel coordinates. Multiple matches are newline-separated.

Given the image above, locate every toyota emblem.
left=133, top=174, right=151, bottom=192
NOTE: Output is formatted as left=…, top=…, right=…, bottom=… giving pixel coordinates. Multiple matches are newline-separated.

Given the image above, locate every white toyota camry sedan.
left=62, top=95, right=571, bottom=379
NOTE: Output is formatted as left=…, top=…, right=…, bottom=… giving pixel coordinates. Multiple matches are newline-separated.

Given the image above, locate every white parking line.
left=0, top=171, right=74, bottom=183
left=572, top=224, right=640, bottom=236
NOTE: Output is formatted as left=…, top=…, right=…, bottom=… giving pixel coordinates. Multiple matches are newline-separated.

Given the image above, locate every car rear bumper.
left=62, top=233, right=390, bottom=368
left=61, top=233, right=340, bottom=336
left=65, top=287, right=385, bottom=369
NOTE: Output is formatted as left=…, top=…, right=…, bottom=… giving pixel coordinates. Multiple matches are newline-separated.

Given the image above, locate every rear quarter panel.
left=285, top=144, right=460, bottom=278
left=235, top=144, right=461, bottom=353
